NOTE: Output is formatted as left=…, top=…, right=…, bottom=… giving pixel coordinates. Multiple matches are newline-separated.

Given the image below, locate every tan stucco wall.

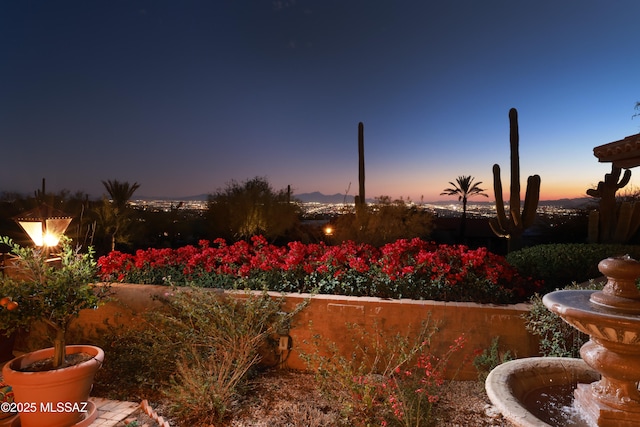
left=55, top=284, right=538, bottom=381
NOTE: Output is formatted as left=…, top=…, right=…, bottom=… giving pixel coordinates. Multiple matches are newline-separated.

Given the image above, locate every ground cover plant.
left=97, top=236, right=541, bottom=304
left=472, top=336, right=514, bottom=381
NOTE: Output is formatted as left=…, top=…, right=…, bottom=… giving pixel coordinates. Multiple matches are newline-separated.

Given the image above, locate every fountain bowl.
left=486, top=357, right=599, bottom=427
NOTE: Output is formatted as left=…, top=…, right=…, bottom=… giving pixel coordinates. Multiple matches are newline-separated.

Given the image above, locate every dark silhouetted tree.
left=330, top=196, right=434, bottom=247
left=99, top=179, right=141, bottom=251
left=102, top=180, right=140, bottom=212
left=207, top=177, right=300, bottom=242
left=440, top=176, right=488, bottom=238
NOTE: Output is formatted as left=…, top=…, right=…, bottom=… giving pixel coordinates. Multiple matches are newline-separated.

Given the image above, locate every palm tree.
left=102, top=180, right=140, bottom=212
left=100, top=180, right=140, bottom=251
left=440, top=176, right=488, bottom=239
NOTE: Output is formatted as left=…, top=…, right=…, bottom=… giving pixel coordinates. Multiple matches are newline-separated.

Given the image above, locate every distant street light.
left=13, top=204, right=72, bottom=247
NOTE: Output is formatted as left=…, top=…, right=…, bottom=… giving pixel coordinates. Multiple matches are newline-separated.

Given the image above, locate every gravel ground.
left=434, top=380, right=516, bottom=427
left=117, top=370, right=516, bottom=426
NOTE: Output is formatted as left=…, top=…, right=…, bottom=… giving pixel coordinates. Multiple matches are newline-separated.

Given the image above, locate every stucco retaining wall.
left=62, top=284, right=539, bottom=381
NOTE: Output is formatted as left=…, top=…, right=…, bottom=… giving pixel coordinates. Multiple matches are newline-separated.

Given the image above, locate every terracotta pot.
left=1, top=345, right=104, bottom=427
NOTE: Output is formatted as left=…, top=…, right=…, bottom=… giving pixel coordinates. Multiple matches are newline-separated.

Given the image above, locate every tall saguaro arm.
left=357, top=122, right=365, bottom=208
left=489, top=108, right=541, bottom=251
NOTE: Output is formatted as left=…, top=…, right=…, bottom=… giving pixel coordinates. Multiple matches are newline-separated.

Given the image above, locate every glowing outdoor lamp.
left=13, top=205, right=73, bottom=247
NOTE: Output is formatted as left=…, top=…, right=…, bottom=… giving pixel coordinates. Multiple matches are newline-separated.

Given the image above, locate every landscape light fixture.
left=13, top=204, right=73, bottom=247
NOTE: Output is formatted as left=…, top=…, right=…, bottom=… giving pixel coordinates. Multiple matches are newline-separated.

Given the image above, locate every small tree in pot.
left=0, top=236, right=109, bottom=426
left=0, top=236, right=108, bottom=368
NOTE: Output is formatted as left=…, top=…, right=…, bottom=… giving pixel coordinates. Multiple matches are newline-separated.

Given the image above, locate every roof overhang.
left=593, top=133, right=640, bottom=168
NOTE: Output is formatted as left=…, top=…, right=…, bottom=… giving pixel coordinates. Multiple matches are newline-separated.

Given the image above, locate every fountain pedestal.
left=543, top=256, right=640, bottom=427
left=574, top=334, right=640, bottom=426
left=574, top=382, right=640, bottom=427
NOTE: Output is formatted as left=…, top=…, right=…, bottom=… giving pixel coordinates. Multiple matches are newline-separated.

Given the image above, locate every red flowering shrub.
left=300, top=318, right=468, bottom=426
left=97, top=237, right=541, bottom=304
left=380, top=335, right=467, bottom=426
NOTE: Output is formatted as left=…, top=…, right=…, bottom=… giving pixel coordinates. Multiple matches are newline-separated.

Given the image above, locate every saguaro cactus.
left=586, top=165, right=640, bottom=243
left=489, top=108, right=541, bottom=252
left=355, top=122, right=366, bottom=214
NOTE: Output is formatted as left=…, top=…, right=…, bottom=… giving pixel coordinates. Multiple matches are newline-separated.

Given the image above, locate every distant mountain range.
left=294, top=192, right=355, bottom=204
left=135, top=192, right=595, bottom=209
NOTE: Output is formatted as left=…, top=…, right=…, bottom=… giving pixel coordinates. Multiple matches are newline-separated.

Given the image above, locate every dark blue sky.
left=1, top=1, right=639, bottom=201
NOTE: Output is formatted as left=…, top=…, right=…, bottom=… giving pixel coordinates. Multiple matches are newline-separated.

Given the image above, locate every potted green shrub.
left=0, top=236, right=109, bottom=427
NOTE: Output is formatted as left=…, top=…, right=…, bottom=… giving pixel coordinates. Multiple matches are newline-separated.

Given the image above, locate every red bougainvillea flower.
left=96, top=236, right=540, bottom=303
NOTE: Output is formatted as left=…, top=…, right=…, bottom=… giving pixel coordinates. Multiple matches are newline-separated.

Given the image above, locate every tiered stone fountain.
left=486, top=255, right=640, bottom=426
left=544, top=255, right=640, bottom=426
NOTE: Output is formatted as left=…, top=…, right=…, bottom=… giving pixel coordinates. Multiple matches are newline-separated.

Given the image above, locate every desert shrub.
left=329, top=196, right=434, bottom=246
left=98, top=236, right=540, bottom=304
left=93, top=286, right=307, bottom=425
left=300, top=318, right=466, bottom=427
left=206, top=176, right=301, bottom=242
left=522, top=280, right=603, bottom=357
left=507, top=243, right=640, bottom=293
left=472, top=336, right=514, bottom=381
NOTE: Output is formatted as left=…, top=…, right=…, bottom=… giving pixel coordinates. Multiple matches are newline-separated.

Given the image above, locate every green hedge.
left=507, top=243, right=640, bottom=293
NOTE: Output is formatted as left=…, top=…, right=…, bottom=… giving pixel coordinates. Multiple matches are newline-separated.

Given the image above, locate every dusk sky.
left=1, top=1, right=639, bottom=202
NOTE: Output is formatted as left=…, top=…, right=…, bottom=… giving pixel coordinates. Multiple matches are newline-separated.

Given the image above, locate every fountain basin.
left=543, top=290, right=640, bottom=344
left=486, top=357, right=599, bottom=427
